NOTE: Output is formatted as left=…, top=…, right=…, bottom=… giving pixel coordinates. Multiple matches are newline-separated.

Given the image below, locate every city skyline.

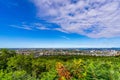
left=0, top=0, right=120, bottom=48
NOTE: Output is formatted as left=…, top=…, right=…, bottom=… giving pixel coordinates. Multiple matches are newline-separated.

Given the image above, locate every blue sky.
left=0, top=0, right=120, bottom=48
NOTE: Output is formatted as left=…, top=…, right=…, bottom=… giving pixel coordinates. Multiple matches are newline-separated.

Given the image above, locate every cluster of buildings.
left=15, top=48, right=120, bottom=57
left=0, top=48, right=119, bottom=57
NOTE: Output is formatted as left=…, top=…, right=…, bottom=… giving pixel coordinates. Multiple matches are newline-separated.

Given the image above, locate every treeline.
left=0, top=49, right=120, bottom=80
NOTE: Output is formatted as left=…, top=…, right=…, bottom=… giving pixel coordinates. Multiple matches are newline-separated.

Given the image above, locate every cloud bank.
left=33, top=0, right=120, bottom=38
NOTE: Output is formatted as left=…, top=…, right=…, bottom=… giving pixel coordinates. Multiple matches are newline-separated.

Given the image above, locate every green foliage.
left=0, top=49, right=16, bottom=69
left=40, top=68, right=57, bottom=80
left=0, top=70, right=36, bottom=80
left=0, top=49, right=120, bottom=80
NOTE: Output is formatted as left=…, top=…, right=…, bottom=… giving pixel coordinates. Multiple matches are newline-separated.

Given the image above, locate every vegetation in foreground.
left=0, top=49, right=120, bottom=80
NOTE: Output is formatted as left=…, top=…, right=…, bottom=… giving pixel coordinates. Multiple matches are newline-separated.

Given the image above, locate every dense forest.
left=0, top=49, right=120, bottom=80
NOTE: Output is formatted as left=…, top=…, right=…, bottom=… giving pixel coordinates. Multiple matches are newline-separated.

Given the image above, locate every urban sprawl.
left=6, top=48, right=120, bottom=57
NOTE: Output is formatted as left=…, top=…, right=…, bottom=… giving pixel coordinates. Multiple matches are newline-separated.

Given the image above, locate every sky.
left=0, top=0, right=120, bottom=48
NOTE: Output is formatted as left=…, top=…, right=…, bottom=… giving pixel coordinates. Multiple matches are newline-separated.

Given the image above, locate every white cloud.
left=10, top=23, right=50, bottom=30
left=36, top=26, right=49, bottom=30
left=53, top=28, right=69, bottom=33
left=34, top=23, right=50, bottom=30
left=33, top=0, right=120, bottom=38
left=10, top=25, right=32, bottom=30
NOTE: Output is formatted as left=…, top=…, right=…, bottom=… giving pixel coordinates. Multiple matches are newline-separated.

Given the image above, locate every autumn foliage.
left=56, top=62, right=71, bottom=80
